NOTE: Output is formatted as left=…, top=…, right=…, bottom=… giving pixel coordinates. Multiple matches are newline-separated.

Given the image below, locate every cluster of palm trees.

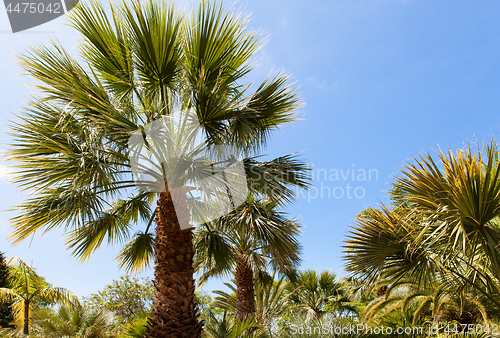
left=0, top=256, right=355, bottom=337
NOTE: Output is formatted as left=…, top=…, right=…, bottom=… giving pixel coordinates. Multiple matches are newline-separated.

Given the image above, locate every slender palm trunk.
left=146, top=190, right=202, bottom=338
left=23, top=300, right=29, bottom=335
left=235, top=255, right=255, bottom=319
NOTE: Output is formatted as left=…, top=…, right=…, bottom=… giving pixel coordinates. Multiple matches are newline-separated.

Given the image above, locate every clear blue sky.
left=1, top=0, right=500, bottom=299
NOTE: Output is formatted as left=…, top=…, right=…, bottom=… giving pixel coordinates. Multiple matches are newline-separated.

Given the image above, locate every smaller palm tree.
left=195, top=196, right=302, bottom=319
left=212, top=277, right=293, bottom=334
left=0, top=257, right=77, bottom=334
left=0, top=251, right=14, bottom=328
left=288, top=270, right=356, bottom=320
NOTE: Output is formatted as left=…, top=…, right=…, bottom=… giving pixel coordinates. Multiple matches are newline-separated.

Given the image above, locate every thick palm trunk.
left=235, top=255, right=255, bottom=319
left=146, top=190, right=202, bottom=338
left=23, top=300, right=29, bottom=335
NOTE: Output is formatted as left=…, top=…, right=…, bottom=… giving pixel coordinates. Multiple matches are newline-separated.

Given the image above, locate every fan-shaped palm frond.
left=344, top=205, right=436, bottom=287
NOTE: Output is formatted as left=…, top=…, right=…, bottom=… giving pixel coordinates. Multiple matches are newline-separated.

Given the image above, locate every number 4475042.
left=5, top=2, right=62, bottom=14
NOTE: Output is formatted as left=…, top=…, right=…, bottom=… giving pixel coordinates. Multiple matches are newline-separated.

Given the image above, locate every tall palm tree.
left=0, top=257, right=77, bottom=334
left=194, top=196, right=301, bottom=318
left=6, top=1, right=307, bottom=336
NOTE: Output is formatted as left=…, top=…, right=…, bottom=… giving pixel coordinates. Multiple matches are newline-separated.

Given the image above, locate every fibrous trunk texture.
left=235, top=255, right=255, bottom=319
left=146, top=190, right=202, bottom=338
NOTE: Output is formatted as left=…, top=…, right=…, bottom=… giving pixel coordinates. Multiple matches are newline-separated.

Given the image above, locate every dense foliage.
left=84, top=276, right=154, bottom=322
left=0, top=252, right=13, bottom=328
